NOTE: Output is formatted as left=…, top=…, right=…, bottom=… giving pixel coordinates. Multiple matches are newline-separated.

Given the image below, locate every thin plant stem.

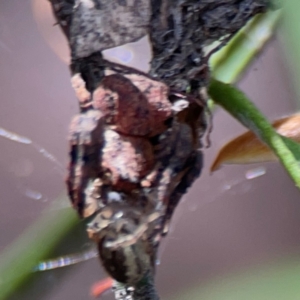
left=113, top=272, right=160, bottom=300
left=210, top=10, right=281, bottom=83
left=208, top=78, right=300, bottom=189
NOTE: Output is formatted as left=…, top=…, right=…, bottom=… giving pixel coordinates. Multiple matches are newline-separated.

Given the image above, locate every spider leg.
left=162, top=149, right=203, bottom=235
left=66, top=110, right=104, bottom=217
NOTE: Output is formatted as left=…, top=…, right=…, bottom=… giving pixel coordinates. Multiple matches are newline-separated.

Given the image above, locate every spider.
left=66, top=61, right=205, bottom=285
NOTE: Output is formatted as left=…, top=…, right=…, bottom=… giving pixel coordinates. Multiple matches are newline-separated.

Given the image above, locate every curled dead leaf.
left=211, top=113, right=300, bottom=172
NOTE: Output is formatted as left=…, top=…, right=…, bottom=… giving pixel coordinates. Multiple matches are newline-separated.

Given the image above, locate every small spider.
left=66, top=62, right=206, bottom=285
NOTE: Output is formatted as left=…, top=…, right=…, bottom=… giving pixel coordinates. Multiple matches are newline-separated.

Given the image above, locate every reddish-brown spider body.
left=66, top=64, right=206, bottom=284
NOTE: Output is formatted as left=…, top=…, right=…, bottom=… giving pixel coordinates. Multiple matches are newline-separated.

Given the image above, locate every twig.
left=113, top=272, right=159, bottom=300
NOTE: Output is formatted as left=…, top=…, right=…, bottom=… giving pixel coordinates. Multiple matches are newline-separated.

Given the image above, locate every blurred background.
left=1, top=1, right=300, bottom=299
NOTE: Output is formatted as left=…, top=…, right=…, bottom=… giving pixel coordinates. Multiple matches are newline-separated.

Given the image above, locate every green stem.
left=208, top=78, right=300, bottom=188
left=281, top=2, right=300, bottom=105
left=210, top=10, right=281, bottom=83
left=113, top=272, right=160, bottom=300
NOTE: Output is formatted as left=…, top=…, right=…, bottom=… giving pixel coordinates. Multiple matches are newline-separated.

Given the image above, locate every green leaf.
left=208, top=78, right=300, bottom=188
left=207, top=11, right=280, bottom=111
left=210, top=10, right=281, bottom=84
left=0, top=196, right=79, bottom=300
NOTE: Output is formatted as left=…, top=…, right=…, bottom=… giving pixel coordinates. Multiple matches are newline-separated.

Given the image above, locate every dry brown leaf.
left=210, top=113, right=300, bottom=172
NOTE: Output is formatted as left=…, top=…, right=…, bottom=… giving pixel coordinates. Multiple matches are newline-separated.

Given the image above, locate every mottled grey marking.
left=70, top=0, right=151, bottom=58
